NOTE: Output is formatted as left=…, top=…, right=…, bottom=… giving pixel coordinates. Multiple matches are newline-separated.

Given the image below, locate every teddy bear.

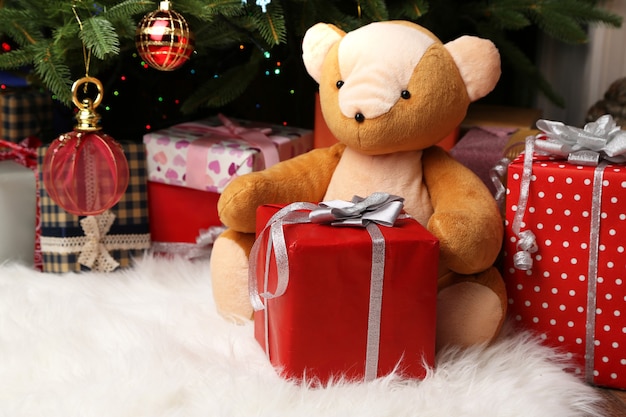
left=210, top=20, right=507, bottom=350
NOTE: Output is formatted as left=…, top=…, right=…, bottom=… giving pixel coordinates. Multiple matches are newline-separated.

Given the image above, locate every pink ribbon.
left=174, top=114, right=286, bottom=190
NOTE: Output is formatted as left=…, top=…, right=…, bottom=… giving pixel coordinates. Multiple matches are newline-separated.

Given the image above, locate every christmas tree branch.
left=0, top=0, right=622, bottom=113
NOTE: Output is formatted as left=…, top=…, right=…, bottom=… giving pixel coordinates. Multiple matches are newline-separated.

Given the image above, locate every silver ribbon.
left=511, top=114, right=625, bottom=271
left=151, top=226, right=226, bottom=259
left=490, top=157, right=511, bottom=208
left=308, top=193, right=405, bottom=227
left=510, top=136, right=539, bottom=270
left=584, top=161, right=607, bottom=383
left=249, top=192, right=405, bottom=381
left=535, top=114, right=626, bottom=164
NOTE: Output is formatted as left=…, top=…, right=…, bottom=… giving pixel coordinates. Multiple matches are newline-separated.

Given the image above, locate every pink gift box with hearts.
left=143, top=115, right=314, bottom=193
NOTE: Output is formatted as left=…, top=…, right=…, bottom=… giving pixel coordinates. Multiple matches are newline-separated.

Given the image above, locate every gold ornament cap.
left=72, top=76, right=103, bottom=131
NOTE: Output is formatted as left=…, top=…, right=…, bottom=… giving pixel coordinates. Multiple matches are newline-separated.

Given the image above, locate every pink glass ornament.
left=42, top=77, right=129, bottom=216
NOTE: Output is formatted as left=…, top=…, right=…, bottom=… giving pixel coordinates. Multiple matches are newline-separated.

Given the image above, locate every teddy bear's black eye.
left=336, top=80, right=344, bottom=89
left=401, top=90, right=411, bottom=99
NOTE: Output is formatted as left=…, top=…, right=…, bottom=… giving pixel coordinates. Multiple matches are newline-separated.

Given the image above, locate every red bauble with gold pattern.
left=135, top=1, right=195, bottom=71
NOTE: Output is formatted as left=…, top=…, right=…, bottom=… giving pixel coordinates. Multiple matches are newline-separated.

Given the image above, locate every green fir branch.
left=181, top=51, right=262, bottom=112
left=532, top=12, right=588, bottom=43
left=33, top=43, right=73, bottom=105
left=100, top=0, right=153, bottom=21
left=0, top=0, right=622, bottom=112
left=359, top=0, right=389, bottom=21
left=388, top=0, right=429, bottom=20
left=475, top=22, right=565, bottom=107
left=308, top=2, right=362, bottom=32
left=252, top=2, right=287, bottom=45
left=0, top=47, right=36, bottom=69
left=193, top=18, right=249, bottom=51
left=183, top=0, right=244, bottom=20
left=80, top=16, right=120, bottom=59
left=0, top=10, right=45, bottom=47
left=486, top=7, right=532, bottom=31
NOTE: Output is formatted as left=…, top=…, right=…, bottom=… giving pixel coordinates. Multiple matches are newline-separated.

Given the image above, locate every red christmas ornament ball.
left=135, top=1, right=195, bottom=71
left=43, top=131, right=129, bottom=216
left=42, top=77, right=129, bottom=216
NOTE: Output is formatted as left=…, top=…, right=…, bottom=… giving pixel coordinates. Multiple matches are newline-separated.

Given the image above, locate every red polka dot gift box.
left=503, top=115, right=626, bottom=390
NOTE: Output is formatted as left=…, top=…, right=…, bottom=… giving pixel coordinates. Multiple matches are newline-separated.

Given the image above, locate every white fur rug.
left=0, top=255, right=604, bottom=417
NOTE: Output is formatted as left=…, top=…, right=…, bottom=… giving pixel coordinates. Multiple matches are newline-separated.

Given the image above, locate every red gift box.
left=147, top=181, right=223, bottom=256
left=504, top=150, right=626, bottom=389
left=252, top=202, right=439, bottom=384
left=144, top=114, right=313, bottom=256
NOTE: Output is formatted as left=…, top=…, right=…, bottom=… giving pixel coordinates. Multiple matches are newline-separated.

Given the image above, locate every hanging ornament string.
left=72, top=4, right=91, bottom=79
left=42, top=5, right=129, bottom=217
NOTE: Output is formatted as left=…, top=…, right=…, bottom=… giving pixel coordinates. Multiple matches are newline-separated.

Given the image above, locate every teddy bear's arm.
left=217, top=143, right=346, bottom=233
left=422, top=146, right=503, bottom=274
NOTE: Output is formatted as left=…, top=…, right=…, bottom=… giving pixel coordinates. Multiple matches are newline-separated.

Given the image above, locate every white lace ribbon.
left=40, top=210, right=151, bottom=272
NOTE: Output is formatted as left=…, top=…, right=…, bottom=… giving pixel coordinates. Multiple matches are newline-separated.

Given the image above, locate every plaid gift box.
left=1, top=89, right=53, bottom=142
left=37, top=142, right=151, bottom=273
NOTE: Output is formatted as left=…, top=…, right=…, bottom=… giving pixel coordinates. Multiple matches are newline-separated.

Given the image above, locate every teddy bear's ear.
left=302, top=23, right=345, bottom=84
left=445, top=36, right=501, bottom=102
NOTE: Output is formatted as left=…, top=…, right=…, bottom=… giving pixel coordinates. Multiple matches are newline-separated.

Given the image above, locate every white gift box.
left=0, top=160, right=36, bottom=266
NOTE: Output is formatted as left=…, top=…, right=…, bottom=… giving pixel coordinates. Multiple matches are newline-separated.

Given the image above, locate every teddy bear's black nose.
left=355, top=113, right=365, bottom=123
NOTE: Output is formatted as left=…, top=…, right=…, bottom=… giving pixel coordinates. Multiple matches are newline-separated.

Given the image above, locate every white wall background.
left=536, top=0, right=626, bottom=126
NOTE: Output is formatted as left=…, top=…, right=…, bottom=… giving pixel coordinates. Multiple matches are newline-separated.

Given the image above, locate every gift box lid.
left=143, top=115, right=313, bottom=193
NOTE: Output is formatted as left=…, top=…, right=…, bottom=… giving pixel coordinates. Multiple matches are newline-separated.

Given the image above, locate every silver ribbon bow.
left=309, top=193, right=405, bottom=227
left=249, top=192, right=405, bottom=381
left=535, top=114, right=626, bottom=165
left=249, top=192, right=405, bottom=309
left=511, top=115, right=625, bottom=271
left=78, top=211, right=119, bottom=272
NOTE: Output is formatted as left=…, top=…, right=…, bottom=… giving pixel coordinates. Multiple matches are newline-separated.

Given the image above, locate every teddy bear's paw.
left=210, top=232, right=255, bottom=323
left=435, top=267, right=506, bottom=351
